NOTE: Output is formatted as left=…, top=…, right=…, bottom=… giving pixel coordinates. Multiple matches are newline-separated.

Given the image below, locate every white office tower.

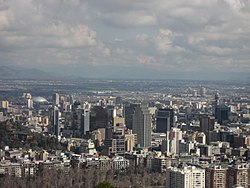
left=52, top=93, right=59, bottom=107
left=27, top=99, right=33, bottom=109
left=132, top=104, right=152, bottom=148
left=169, top=128, right=182, bottom=155
left=166, top=166, right=205, bottom=188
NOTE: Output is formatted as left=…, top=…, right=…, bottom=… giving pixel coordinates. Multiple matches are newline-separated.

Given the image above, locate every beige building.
left=0, top=163, right=22, bottom=177
left=166, top=166, right=205, bottom=188
left=125, top=133, right=137, bottom=151
left=98, top=156, right=112, bottom=170
left=0, top=100, right=9, bottom=109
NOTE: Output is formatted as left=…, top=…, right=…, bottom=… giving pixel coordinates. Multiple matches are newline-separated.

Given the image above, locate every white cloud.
left=137, top=54, right=156, bottom=65
left=99, top=11, right=156, bottom=27
left=136, top=34, right=150, bottom=47
left=224, top=0, right=245, bottom=11
left=0, top=0, right=250, bottom=75
left=155, top=29, right=173, bottom=54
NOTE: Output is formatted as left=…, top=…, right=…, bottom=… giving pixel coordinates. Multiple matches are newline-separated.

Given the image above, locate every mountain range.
left=0, top=65, right=249, bottom=81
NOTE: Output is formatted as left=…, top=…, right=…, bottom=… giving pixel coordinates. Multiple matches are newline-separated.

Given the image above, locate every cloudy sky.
left=0, top=0, right=249, bottom=79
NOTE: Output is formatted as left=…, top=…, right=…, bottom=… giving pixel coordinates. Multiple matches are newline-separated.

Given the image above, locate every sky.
left=0, top=0, right=250, bottom=80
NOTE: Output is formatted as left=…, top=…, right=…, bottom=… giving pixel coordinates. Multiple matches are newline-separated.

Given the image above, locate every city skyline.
left=0, top=77, right=250, bottom=187
left=0, top=0, right=250, bottom=80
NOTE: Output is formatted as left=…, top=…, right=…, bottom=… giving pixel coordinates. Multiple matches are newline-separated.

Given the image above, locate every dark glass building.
left=215, top=105, right=230, bottom=124
left=156, top=108, right=174, bottom=133
left=124, top=103, right=140, bottom=129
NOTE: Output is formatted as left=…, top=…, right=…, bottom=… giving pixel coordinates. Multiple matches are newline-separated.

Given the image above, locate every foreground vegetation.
left=0, top=120, right=64, bottom=151
left=0, top=166, right=165, bottom=188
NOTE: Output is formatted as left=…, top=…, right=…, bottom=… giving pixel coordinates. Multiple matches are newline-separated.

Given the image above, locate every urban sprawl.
left=0, top=79, right=249, bottom=188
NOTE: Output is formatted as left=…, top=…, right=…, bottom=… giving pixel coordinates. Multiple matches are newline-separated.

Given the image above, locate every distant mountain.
left=0, top=65, right=58, bottom=80
left=0, top=65, right=248, bottom=81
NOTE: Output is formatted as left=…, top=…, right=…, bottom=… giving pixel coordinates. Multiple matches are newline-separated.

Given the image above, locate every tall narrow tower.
left=51, top=106, right=60, bottom=138
left=132, top=104, right=151, bottom=148
left=52, top=93, right=59, bottom=107
left=215, top=92, right=220, bottom=107
left=83, top=109, right=90, bottom=135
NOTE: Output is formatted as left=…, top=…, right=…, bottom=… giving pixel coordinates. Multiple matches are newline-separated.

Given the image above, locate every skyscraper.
left=115, top=96, right=122, bottom=105
left=124, top=103, right=140, bottom=129
left=52, top=93, right=59, bottom=107
left=90, top=106, right=108, bottom=131
left=200, top=115, right=215, bottom=133
left=51, top=106, right=60, bottom=138
left=200, top=115, right=215, bottom=144
left=27, top=99, right=33, bottom=109
left=215, top=92, right=220, bottom=106
left=83, top=109, right=90, bottom=135
left=215, top=105, right=230, bottom=125
left=156, top=108, right=174, bottom=133
left=72, top=108, right=83, bottom=136
left=132, top=104, right=151, bottom=148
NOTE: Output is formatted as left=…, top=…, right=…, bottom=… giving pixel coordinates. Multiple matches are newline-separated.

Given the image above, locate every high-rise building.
left=200, top=115, right=215, bottom=144
left=200, top=115, right=215, bottom=133
left=200, top=87, right=206, bottom=97
left=83, top=109, right=90, bottom=135
left=215, top=105, right=230, bottom=125
left=51, top=106, right=60, bottom=138
left=215, top=93, right=220, bottom=106
left=106, top=105, right=115, bottom=127
left=103, top=124, right=125, bottom=156
left=115, top=96, right=122, bottom=105
left=90, top=106, right=108, bottom=131
left=205, top=166, right=227, bottom=188
left=27, top=99, right=33, bottom=109
left=169, top=127, right=182, bottom=155
left=72, top=108, right=84, bottom=137
left=52, top=93, right=59, bottom=107
left=113, top=124, right=126, bottom=155
left=156, top=108, right=174, bottom=133
left=124, top=103, right=140, bottom=129
left=132, top=104, right=151, bottom=148
left=227, top=164, right=248, bottom=188
left=166, top=166, right=205, bottom=188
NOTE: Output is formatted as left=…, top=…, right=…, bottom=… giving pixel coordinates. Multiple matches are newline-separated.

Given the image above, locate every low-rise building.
left=112, top=156, right=129, bottom=170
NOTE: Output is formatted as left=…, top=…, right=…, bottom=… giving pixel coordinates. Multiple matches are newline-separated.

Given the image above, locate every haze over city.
left=0, top=0, right=250, bottom=80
